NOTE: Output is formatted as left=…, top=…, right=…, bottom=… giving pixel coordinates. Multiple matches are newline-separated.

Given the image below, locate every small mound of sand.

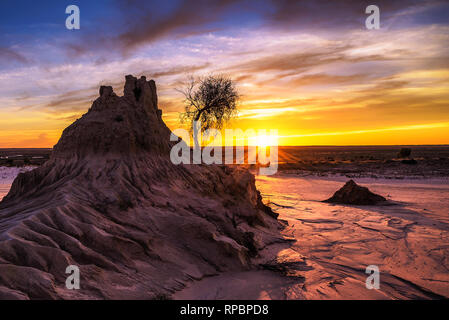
left=324, top=180, right=386, bottom=205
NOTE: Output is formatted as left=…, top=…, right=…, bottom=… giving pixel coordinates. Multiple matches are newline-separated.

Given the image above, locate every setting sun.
left=255, top=134, right=278, bottom=147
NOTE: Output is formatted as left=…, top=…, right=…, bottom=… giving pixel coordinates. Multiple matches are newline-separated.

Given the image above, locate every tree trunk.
left=193, top=112, right=202, bottom=149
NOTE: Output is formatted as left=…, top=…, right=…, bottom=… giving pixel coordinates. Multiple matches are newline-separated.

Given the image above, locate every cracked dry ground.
left=255, top=176, right=449, bottom=299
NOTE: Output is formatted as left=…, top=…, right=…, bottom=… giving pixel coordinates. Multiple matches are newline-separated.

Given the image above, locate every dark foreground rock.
left=401, top=159, right=418, bottom=165
left=0, top=75, right=282, bottom=299
left=324, top=179, right=386, bottom=205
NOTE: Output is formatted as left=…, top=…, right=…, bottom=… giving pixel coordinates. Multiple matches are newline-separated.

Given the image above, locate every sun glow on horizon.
left=254, top=134, right=278, bottom=148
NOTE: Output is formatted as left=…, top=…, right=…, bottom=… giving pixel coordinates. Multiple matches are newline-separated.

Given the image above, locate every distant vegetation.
left=0, top=149, right=50, bottom=167
left=398, top=147, right=412, bottom=159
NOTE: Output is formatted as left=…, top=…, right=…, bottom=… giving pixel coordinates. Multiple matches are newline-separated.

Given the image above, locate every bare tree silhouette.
left=179, top=75, right=239, bottom=148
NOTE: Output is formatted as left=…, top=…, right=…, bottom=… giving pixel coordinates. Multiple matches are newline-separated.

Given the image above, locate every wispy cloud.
left=0, top=47, right=28, bottom=65
left=0, top=1, right=448, bottom=146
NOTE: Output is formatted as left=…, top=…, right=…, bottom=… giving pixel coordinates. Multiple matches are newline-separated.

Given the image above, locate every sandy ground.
left=2, top=166, right=448, bottom=299
left=175, top=174, right=449, bottom=299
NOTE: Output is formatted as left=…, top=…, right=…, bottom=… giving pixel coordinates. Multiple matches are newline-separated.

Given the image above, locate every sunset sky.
left=0, top=0, right=448, bottom=147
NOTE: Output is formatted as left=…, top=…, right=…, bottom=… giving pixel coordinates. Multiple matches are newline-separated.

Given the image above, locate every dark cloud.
left=116, top=0, right=239, bottom=51
left=32, top=63, right=210, bottom=116
left=0, top=47, right=28, bottom=64
left=287, top=73, right=368, bottom=87
left=265, top=0, right=439, bottom=30
left=62, top=0, right=445, bottom=59
left=227, top=44, right=393, bottom=82
left=65, top=43, right=89, bottom=58
left=146, top=63, right=211, bottom=78
left=230, top=47, right=348, bottom=74
left=46, top=95, right=95, bottom=110
left=157, top=98, right=184, bottom=112
left=42, top=87, right=98, bottom=114
left=226, top=45, right=419, bottom=88
left=66, top=0, right=242, bottom=56
left=46, top=114, right=82, bottom=122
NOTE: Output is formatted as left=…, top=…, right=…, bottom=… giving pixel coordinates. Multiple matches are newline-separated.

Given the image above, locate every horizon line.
left=1, top=144, right=449, bottom=150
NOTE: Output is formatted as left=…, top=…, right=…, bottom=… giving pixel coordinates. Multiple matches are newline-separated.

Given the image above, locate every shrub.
left=398, top=147, right=412, bottom=158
